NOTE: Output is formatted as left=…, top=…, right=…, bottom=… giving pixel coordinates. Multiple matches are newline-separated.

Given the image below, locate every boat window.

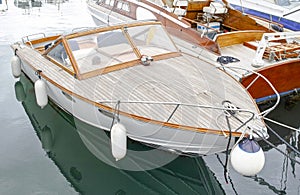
left=47, top=42, right=74, bottom=71
left=122, top=2, right=129, bottom=12
left=68, top=29, right=138, bottom=74
left=97, top=0, right=105, bottom=4
left=117, top=1, right=122, bottom=9
left=116, top=1, right=130, bottom=12
left=127, top=24, right=178, bottom=56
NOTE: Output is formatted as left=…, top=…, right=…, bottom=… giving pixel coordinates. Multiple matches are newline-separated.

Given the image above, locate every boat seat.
left=172, top=0, right=188, bottom=16
left=173, top=8, right=187, bottom=16
left=203, top=2, right=227, bottom=14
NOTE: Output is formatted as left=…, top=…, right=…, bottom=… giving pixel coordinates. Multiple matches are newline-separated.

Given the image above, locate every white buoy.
left=34, top=79, right=48, bottom=109
left=111, top=123, right=127, bottom=161
left=11, top=55, right=21, bottom=78
left=230, top=138, right=265, bottom=176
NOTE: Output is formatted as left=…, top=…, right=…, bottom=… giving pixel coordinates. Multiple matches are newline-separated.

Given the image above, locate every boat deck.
left=16, top=45, right=263, bottom=132
left=219, top=43, right=258, bottom=75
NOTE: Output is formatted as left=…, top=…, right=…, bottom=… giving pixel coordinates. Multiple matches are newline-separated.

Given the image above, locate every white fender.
left=231, top=138, right=265, bottom=176
left=34, top=79, right=48, bottom=109
left=111, top=123, right=127, bottom=161
left=11, top=56, right=21, bottom=78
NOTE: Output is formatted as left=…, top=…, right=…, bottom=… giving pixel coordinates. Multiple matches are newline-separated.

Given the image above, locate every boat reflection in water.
left=15, top=73, right=225, bottom=195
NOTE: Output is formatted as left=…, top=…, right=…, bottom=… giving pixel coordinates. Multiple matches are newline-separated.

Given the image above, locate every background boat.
left=86, top=0, right=300, bottom=102
left=227, top=0, right=300, bottom=31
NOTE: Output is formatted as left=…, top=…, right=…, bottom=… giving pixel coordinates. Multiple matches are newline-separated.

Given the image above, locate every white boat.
left=227, top=0, right=300, bottom=31
left=10, top=21, right=267, bottom=157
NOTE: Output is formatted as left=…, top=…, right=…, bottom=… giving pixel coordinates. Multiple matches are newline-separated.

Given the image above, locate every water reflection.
left=14, top=0, right=42, bottom=8
left=15, top=73, right=225, bottom=194
left=13, top=0, right=68, bottom=10
left=259, top=96, right=300, bottom=156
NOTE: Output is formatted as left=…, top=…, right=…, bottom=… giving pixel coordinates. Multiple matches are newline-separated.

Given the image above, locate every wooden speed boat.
left=86, top=0, right=300, bottom=101
left=11, top=21, right=267, bottom=157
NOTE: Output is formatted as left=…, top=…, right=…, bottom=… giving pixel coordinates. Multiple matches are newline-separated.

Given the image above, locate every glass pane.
left=68, top=29, right=137, bottom=74
left=47, top=42, right=74, bottom=71
left=127, top=24, right=178, bottom=56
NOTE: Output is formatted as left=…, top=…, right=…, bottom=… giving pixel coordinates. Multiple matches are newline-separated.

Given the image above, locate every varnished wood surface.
left=215, top=30, right=264, bottom=48
left=241, top=61, right=300, bottom=99
left=220, top=42, right=300, bottom=99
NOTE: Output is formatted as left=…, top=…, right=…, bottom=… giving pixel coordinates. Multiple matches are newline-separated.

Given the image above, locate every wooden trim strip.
left=122, top=26, right=142, bottom=58
left=61, top=37, right=81, bottom=79
left=80, top=52, right=181, bottom=79
left=80, top=59, right=140, bottom=79
left=25, top=35, right=60, bottom=47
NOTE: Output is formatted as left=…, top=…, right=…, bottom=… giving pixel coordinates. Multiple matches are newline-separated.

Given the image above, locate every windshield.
left=67, top=29, right=137, bottom=74
left=127, top=24, right=178, bottom=56
left=49, top=23, right=179, bottom=77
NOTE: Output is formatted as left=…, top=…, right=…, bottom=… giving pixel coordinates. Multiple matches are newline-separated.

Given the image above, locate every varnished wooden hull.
left=241, top=61, right=300, bottom=99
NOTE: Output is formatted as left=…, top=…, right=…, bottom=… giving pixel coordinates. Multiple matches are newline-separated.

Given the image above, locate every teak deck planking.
left=15, top=45, right=263, bottom=134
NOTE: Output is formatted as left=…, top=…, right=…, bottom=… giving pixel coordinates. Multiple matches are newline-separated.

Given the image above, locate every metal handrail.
left=98, top=99, right=257, bottom=133
left=221, top=65, right=280, bottom=117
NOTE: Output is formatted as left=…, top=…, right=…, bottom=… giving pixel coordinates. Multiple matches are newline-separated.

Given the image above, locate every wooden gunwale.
left=25, top=35, right=60, bottom=46
left=15, top=47, right=243, bottom=137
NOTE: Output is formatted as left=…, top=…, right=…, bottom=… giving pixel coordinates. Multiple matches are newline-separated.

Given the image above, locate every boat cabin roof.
left=27, top=21, right=180, bottom=80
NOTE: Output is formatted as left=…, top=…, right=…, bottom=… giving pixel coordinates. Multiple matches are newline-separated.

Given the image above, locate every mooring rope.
left=263, top=117, right=300, bottom=133
left=265, top=123, right=300, bottom=156
left=253, top=130, right=300, bottom=165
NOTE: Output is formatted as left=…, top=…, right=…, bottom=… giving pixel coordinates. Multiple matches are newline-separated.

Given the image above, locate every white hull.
left=20, top=60, right=235, bottom=155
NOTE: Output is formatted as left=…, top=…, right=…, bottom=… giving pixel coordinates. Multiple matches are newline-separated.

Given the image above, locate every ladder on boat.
left=252, top=32, right=300, bottom=67
left=264, top=42, right=300, bottom=61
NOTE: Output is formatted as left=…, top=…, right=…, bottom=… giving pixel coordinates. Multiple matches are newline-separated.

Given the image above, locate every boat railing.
left=22, top=32, right=46, bottom=45
left=98, top=99, right=258, bottom=133
left=222, top=65, right=280, bottom=116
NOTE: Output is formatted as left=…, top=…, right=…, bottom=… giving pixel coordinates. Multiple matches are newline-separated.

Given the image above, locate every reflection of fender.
left=40, top=125, right=53, bottom=153
left=14, top=81, right=26, bottom=102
